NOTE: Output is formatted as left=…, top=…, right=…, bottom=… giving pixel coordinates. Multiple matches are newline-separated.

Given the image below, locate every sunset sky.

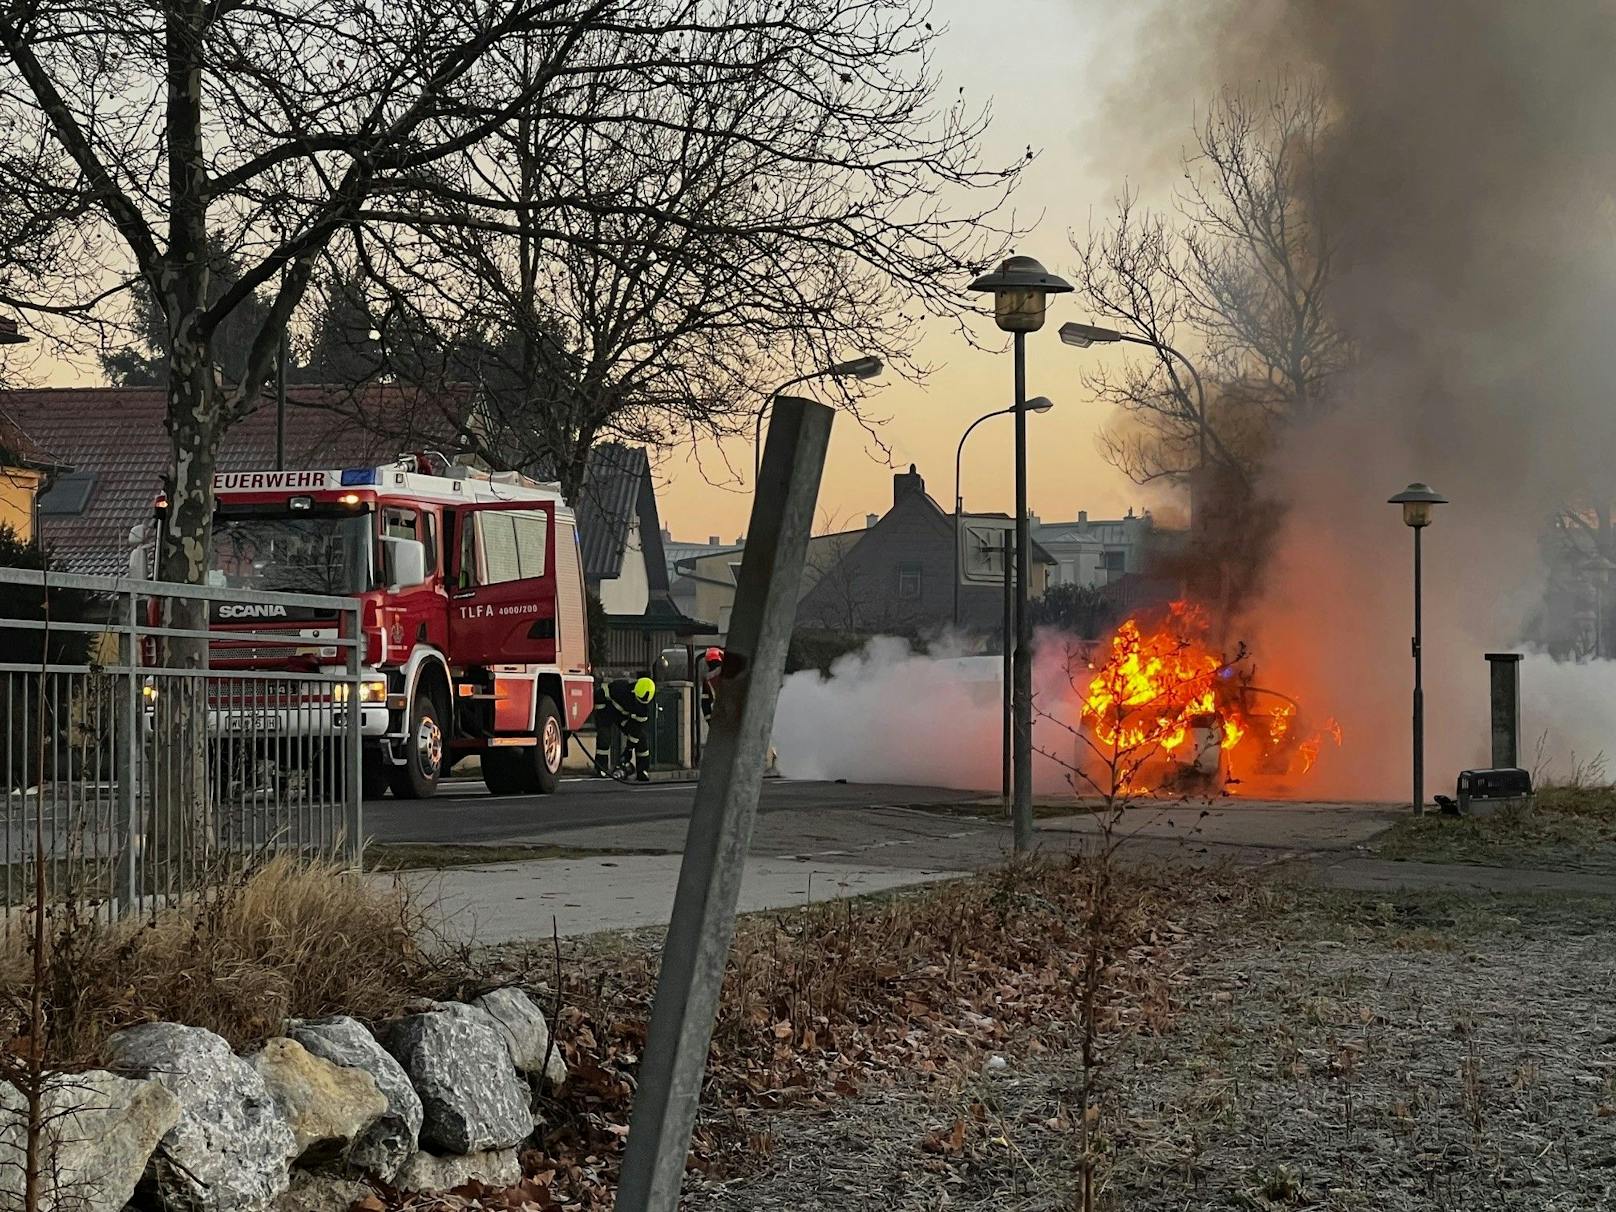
left=653, top=0, right=1184, bottom=542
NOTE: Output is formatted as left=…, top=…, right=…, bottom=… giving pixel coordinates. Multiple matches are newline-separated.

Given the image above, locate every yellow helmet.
left=633, top=677, right=656, bottom=704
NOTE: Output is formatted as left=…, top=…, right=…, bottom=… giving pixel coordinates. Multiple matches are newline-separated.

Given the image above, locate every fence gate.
left=1, top=567, right=363, bottom=919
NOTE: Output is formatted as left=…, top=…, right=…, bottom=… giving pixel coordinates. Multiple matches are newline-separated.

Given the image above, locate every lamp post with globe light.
left=1389, top=482, right=1448, bottom=815
left=968, top=256, right=1072, bottom=852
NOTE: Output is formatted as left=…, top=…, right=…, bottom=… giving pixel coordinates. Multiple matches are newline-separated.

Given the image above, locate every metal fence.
left=0, top=567, right=362, bottom=919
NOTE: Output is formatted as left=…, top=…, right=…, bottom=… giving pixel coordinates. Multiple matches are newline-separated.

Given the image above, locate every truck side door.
left=446, top=502, right=557, bottom=666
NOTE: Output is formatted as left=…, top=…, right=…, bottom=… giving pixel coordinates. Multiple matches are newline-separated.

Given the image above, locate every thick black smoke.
left=1083, top=1, right=1616, bottom=794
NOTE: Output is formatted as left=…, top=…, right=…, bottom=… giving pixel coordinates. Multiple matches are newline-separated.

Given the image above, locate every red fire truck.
left=187, top=454, right=594, bottom=799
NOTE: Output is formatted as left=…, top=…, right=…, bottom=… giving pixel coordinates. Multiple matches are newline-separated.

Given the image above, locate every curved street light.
left=1059, top=320, right=1208, bottom=473
left=953, top=396, right=1054, bottom=629
left=968, top=255, right=1072, bottom=854
left=753, top=355, right=883, bottom=482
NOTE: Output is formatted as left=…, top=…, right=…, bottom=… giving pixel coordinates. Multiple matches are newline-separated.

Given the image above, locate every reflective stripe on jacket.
left=605, top=678, right=650, bottom=725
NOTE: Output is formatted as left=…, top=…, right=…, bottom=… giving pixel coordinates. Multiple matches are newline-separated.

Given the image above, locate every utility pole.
left=615, top=395, right=834, bottom=1212
left=1001, top=530, right=1012, bottom=804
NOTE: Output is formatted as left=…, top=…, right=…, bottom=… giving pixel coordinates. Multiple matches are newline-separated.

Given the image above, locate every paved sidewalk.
left=401, top=797, right=1385, bottom=943
left=1308, top=856, right=1616, bottom=896
left=400, top=853, right=971, bottom=944
left=398, top=794, right=1612, bottom=945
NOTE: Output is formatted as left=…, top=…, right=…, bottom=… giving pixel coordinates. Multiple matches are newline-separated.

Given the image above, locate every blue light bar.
left=340, top=468, right=379, bottom=486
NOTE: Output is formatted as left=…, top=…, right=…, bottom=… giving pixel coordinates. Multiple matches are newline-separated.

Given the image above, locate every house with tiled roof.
left=0, top=383, right=475, bottom=576
left=795, top=463, right=1055, bottom=636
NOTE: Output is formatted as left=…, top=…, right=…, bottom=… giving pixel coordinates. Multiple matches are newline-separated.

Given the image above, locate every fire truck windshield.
left=209, top=510, right=373, bottom=595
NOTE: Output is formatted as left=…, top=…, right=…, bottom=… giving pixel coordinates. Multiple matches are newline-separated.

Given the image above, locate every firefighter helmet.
left=634, top=677, right=656, bottom=704
left=704, top=647, right=724, bottom=669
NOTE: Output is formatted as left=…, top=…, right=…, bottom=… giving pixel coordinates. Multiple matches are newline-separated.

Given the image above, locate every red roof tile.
left=0, top=383, right=473, bottom=576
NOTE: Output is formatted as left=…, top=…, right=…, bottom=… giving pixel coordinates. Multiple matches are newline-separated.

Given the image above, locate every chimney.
left=708, top=535, right=719, bottom=546
left=661, top=526, right=672, bottom=542
left=865, top=513, right=879, bottom=529
left=893, top=463, right=924, bottom=506
left=1078, top=510, right=1088, bottom=525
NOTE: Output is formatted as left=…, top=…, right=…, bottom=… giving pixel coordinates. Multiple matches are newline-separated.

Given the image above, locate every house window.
left=37, top=471, right=95, bottom=516
left=897, top=561, right=923, bottom=600
left=1101, top=550, right=1126, bottom=575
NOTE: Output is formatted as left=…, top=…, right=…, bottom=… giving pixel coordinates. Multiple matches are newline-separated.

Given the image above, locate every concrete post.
left=1485, top=652, right=1523, bottom=769
left=614, top=395, right=834, bottom=1212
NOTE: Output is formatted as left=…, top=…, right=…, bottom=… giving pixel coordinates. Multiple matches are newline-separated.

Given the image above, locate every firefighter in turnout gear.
left=595, top=676, right=656, bottom=782
left=700, top=647, right=724, bottom=726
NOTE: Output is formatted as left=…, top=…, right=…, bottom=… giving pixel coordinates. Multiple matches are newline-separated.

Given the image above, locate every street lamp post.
left=1388, top=482, right=1448, bottom=815
left=969, top=256, right=1072, bottom=853
left=953, top=397, right=1054, bottom=629
left=754, top=356, right=882, bottom=482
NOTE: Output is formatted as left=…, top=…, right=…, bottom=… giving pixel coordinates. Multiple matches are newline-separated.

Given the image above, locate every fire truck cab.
left=200, top=455, right=594, bottom=799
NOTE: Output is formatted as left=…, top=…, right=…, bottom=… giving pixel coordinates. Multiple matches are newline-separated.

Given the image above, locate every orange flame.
left=1076, top=600, right=1343, bottom=793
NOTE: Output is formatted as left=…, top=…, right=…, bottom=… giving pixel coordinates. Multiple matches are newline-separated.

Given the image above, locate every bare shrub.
left=0, top=857, right=452, bottom=1059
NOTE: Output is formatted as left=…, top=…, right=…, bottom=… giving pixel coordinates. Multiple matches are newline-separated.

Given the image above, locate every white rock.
left=107, top=1022, right=297, bottom=1212
left=467, top=989, right=568, bottom=1089
left=284, top=1016, right=422, bottom=1183
left=383, top=1009, right=532, bottom=1154
left=0, top=1069, right=180, bottom=1212
left=393, top=1147, right=521, bottom=1195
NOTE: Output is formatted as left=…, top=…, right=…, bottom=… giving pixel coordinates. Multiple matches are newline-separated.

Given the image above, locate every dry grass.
left=1373, top=782, right=1616, bottom=872
left=684, top=883, right=1616, bottom=1212
left=464, top=855, right=1212, bottom=1208
left=0, top=857, right=458, bottom=1059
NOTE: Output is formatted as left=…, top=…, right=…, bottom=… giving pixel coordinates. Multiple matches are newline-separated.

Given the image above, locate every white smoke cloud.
left=1520, top=655, right=1616, bottom=782
left=771, top=634, right=1088, bottom=792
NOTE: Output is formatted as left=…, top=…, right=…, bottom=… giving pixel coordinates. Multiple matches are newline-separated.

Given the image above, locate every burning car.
left=1067, top=600, right=1340, bottom=797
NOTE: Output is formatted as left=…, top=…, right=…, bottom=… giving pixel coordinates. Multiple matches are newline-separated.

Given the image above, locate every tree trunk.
left=147, top=0, right=215, bottom=893
left=559, top=429, right=595, bottom=505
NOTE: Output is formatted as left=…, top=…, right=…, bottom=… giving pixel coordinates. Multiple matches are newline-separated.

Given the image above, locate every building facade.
left=795, top=465, right=1052, bottom=636
left=0, top=409, right=56, bottom=542
left=1033, top=509, right=1154, bottom=589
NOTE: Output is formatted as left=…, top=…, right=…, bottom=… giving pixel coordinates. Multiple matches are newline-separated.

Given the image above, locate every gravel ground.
left=687, top=887, right=1616, bottom=1211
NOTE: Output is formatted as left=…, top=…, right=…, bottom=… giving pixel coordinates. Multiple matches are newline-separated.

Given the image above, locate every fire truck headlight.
left=334, top=679, right=387, bottom=704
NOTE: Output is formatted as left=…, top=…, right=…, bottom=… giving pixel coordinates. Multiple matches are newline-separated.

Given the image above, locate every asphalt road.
left=362, top=777, right=980, bottom=844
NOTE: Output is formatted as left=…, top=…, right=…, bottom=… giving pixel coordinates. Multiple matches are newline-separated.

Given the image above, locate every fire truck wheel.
left=389, top=693, right=446, bottom=800
left=532, top=695, right=563, bottom=795
left=481, top=750, right=526, bottom=797
left=480, top=696, right=563, bottom=796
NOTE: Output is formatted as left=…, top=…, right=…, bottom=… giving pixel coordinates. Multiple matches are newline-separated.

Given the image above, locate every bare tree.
left=333, top=0, right=1023, bottom=499
left=0, top=0, right=628, bottom=869
left=1072, top=79, right=1348, bottom=491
